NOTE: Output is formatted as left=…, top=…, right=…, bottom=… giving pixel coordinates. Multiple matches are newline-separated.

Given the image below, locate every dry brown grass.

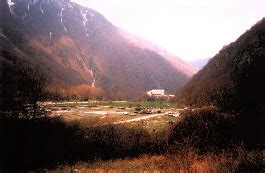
left=51, top=146, right=264, bottom=172
left=52, top=155, right=166, bottom=173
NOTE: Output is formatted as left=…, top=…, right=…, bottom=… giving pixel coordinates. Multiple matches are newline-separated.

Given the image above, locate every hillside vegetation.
left=178, top=18, right=265, bottom=149
left=181, top=19, right=265, bottom=111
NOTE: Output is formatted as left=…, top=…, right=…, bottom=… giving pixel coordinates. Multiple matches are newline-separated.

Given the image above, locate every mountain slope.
left=1, top=0, right=195, bottom=99
left=179, top=18, right=265, bottom=147
left=180, top=18, right=265, bottom=111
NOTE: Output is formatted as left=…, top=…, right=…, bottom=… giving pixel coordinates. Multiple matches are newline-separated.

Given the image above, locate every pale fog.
left=72, top=0, right=265, bottom=61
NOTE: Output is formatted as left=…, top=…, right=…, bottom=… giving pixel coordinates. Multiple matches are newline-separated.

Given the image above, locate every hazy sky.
left=72, top=0, right=264, bottom=61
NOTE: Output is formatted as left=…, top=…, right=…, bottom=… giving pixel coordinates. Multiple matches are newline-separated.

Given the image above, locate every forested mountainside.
left=179, top=18, right=265, bottom=147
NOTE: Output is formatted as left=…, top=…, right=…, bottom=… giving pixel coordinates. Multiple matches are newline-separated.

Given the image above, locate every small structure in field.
left=147, top=89, right=165, bottom=97
left=146, top=89, right=174, bottom=98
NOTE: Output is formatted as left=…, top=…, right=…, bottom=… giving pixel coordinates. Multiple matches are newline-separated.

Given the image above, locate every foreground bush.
left=0, top=116, right=166, bottom=171
left=166, top=107, right=264, bottom=171
left=168, top=107, right=241, bottom=153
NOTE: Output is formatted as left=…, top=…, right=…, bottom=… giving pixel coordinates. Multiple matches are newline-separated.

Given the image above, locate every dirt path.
left=114, top=111, right=180, bottom=124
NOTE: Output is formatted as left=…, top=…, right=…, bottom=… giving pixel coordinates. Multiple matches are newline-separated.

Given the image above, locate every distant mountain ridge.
left=187, top=58, right=211, bottom=70
left=1, top=0, right=196, bottom=99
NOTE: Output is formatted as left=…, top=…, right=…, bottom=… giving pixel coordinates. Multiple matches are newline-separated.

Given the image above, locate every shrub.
left=168, top=107, right=241, bottom=153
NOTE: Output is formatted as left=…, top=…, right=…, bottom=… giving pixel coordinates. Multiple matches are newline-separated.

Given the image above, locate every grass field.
left=108, top=100, right=181, bottom=109
left=45, top=100, right=181, bottom=132
left=44, top=100, right=181, bottom=109
left=123, top=114, right=178, bottom=132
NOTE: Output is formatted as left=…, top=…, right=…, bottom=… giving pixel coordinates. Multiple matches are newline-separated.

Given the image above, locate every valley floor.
left=45, top=101, right=182, bottom=132
left=2, top=101, right=263, bottom=172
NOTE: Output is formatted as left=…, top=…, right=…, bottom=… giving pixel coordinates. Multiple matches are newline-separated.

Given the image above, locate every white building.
left=147, top=89, right=165, bottom=97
